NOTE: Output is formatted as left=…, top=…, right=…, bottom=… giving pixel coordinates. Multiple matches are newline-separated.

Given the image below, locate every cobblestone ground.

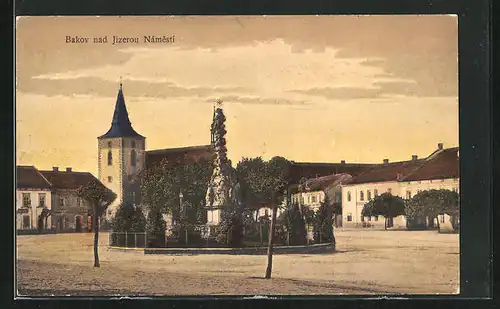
left=16, top=229, right=459, bottom=296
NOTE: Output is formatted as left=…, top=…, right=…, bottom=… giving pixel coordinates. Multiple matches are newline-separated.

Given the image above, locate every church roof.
left=99, top=85, right=144, bottom=139
left=146, top=145, right=213, bottom=169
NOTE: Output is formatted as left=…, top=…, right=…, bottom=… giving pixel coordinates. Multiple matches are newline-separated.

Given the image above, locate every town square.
left=16, top=15, right=459, bottom=296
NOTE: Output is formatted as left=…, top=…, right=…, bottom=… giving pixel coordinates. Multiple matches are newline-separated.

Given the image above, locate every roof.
left=347, top=147, right=459, bottom=185
left=348, top=159, right=426, bottom=185
left=402, top=147, right=459, bottom=181
left=301, top=173, right=354, bottom=191
left=39, top=170, right=99, bottom=190
left=98, top=86, right=145, bottom=139
left=16, top=166, right=52, bottom=189
left=146, top=145, right=213, bottom=169
left=289, top=162, right=374, bottom=184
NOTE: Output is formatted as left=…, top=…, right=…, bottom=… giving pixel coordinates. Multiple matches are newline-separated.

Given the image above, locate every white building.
left=291, top=173, right=353, bottom=227
left=16, top=166, right=52, bottom=230
left=341, top=144, right=459, bottom=231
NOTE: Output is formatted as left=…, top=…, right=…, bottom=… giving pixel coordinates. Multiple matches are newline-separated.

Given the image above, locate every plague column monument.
left=205, top=100, right=241, bottom=227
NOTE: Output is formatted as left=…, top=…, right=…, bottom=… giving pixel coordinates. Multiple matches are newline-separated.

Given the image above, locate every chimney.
left=66, top=167, right=72, bottom=172
left=52, top=166, right=59, bottom=172
left=340, top=160, right=346, bottom=165
left=412, top=155, right=418, bottom=161
left=438, top=143, right=444, bottom=150
left=383, top=159, right=389, bottom=165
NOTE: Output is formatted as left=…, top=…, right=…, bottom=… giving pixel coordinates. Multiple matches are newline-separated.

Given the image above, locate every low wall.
left=109, top=242, right=336, bottom=255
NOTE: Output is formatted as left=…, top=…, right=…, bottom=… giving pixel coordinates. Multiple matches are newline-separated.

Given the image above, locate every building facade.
left=16, top=166, right=52, bottom=230
left=341, top=145, right=459, bottom=231
left=16, top=165, right=106, bottom=232
left=40, top=167, right=101, bottom=232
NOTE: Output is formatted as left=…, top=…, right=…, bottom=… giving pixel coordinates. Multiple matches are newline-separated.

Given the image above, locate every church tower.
left=97, top=82, right=146, bottom=219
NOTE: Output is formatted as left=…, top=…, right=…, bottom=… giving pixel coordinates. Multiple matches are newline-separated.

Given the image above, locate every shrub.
left=146, top=208, right=166, bottom=248
left=112, top=202, right=146, bottom=232
left=214, top=206, right=244, bottom=247
left=280, top=203, right=307, bottom=245
left=313, top=201, right=335, bottom=244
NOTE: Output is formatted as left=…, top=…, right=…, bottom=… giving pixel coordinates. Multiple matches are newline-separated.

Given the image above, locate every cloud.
left=19, top=76, right=250, bottom=99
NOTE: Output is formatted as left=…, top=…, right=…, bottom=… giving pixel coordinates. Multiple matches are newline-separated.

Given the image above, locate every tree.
left=313, top=196, right=335, bottom=244
left=279, top=203, right=307, bottom=246
left=362, top=193, right=405, bottom=230
left=406, top=189, right=459, bottom=232
left=77, top=179, right=117, bottom=267
left=237, top=156, right=292, bottom=279
left=140, top=159, right=213, bottom=244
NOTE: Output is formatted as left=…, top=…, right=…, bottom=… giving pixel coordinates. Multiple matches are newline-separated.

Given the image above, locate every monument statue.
left=205, top=100, right=241, bottom=226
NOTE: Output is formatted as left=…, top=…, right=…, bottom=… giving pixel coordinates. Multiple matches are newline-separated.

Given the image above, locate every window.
left=131, top=140, right=136, bottom=148
left=59, top=197, right=64, bottom=207
left=360, top=191, right=364, bottom=201
left=406, top=190, right=412, bottom=199
left=347, top=213, right=352, bottom=222
left=264, top=209, right=269, bottom=217
left=387, top=188, right=392, bottom=194
left=440, top=215, right=445, bottom=223
left=131, top=149, right=137, bottom=166
left=108, top=141, right=112, bottom=148
left=347, top=191, right=351, bottom=202
left=374, top=216, right=379, bottom=221
left=22, top=193, right=31, bottom=207
left=367, top=216, right=371, bottom=222
left=417, top=189, right=422, bottom=194
left=108, top=176, right=112, bottom=183
left=367, top=190, right=372, bottom=200
left=311, top=195, right=317, bottom=203
left=38, top=193, right=46, bottom=207
left=107, top=150, right=113, bottom=165
left=374, top=189, right=378, bottom=196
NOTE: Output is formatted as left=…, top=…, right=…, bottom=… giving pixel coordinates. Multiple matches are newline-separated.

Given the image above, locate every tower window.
left=367, top=190, right=372, bottom=200
left=107, top=150, right=112, bottom=166
left=131, top=149, right=137, bottom=166
left=360, top=191, right=364, bottom=201
left=108, top=176, right=112, bottom=183
left=347, top=191, right=351, bottom=202
left=108, top=141, right=112, bottom=148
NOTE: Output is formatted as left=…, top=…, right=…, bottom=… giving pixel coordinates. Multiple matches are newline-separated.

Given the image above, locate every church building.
left=97, top=83, right=213, bottom=219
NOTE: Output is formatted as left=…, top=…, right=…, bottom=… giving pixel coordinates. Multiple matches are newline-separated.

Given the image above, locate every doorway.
left=75, top=216, right=82, bottom=232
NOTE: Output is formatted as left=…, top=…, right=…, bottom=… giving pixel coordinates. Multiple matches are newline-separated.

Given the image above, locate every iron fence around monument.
left=109, top=231, right=147, bottom=248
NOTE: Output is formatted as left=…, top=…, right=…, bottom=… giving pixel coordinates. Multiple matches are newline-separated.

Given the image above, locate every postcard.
left=15, top=15, right=459, bottom=296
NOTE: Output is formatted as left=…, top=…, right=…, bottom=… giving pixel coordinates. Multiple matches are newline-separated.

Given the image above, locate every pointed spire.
left=98, top=81, right=144, bottom=139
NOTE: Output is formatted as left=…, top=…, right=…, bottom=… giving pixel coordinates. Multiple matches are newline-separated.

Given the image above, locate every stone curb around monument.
left=108, top=242, right=336, bottom=255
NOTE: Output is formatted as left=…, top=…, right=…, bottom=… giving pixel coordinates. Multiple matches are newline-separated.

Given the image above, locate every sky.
left=16, top=15, right=458, bottom=176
